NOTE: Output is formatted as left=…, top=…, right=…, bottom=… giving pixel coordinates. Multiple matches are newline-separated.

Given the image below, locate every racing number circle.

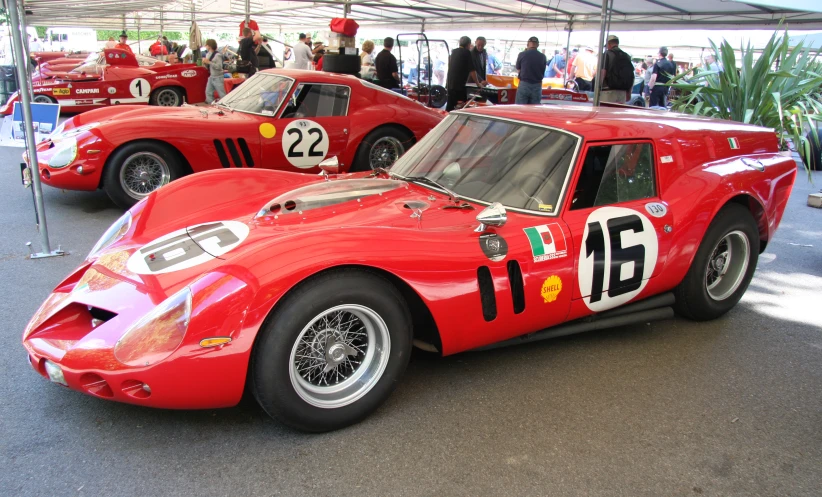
left=282, top=120, right=330, bottom=169
left=129, top=78, right=151, bottom=99
left=578, top=206, right=659, bottom=312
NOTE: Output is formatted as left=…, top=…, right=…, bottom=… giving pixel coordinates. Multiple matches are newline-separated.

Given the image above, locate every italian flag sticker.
left=728, top=137, right=739, bottom=149
left=523, top=224, right=568, bottom=262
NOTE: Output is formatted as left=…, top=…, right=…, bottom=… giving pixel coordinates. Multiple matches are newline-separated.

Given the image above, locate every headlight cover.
left=52, top=122, right=98, bottom=141
left=47, top=138, right=78, bottom=169
left=114, top=287, right=192, bottom=367
left=87, top=211, right=132, bottom=260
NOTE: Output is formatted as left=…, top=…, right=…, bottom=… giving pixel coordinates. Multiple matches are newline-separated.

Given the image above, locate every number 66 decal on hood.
left=578, top=206, right=659, bottom=312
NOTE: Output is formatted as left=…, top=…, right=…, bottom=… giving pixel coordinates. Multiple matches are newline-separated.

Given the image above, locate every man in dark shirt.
left=374, top=37, right=400, bottom=90
left=446, top=36, right=484, bottom=111
left=238, top=28, right=259, bottom=75
left=470, top=36, right=489, bottom=83
left=648, top=46, right=676, bottom=107
left=515, top=36, right=547, bottom=104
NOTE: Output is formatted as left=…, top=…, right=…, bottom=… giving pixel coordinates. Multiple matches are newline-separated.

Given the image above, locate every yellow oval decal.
left=259, top=123, right=276, bottom=139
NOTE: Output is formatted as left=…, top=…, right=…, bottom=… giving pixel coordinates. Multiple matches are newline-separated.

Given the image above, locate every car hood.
left=40, top=169, right=476, bottom=322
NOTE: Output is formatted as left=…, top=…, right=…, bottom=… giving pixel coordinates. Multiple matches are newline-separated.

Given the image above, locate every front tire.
left=352, top=126, right=412, bottom=172
left=674, top=203, right=759, bottom=321
left=33, top=94, right=56, bottom=104
left=103, top=141, right=185, bottom=209
left=150, top=86, right=183, bottom=107
left=252, top=269, right=412, bottom=432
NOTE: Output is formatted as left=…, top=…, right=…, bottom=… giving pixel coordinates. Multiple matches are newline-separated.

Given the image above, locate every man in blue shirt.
left=515, top=37, right=546, bottom=105
left=545, top=48, right=566, bottom=78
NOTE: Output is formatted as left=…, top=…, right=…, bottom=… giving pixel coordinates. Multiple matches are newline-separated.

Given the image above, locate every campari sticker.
left=523, top=223, right=567, bottom=262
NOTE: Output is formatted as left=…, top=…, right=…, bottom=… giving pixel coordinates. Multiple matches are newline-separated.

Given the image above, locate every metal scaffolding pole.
left=564, top=17, right=573, bottom=85
left=6, top=0, right=64, bottom=258
left=592, top=0, right=608, bottom=106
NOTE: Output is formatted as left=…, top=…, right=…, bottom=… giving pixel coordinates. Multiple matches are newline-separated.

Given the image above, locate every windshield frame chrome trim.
left=219, top=72, right=296, bottom=118
left=391, top=111, right=583, bottom=218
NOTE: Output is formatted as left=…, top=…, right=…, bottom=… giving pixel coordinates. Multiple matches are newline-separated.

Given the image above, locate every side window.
left=280, top=84, right=350, bottom=119
left=570, top=142, right=656, bottom=210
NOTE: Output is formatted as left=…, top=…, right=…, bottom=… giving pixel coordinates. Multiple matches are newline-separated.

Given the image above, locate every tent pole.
left=564, top=17, right=572, bottom=85
left=592, top=0, right=608, bottom=106
left=7, top=0, right=63, bottom=258
left=137, top=17, right=141, bottom=54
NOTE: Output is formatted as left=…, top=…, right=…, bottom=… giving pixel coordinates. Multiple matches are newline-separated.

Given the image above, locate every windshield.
left=217, top=73, right=293, bottom=115
left=391, top=114, right=579, bottom=214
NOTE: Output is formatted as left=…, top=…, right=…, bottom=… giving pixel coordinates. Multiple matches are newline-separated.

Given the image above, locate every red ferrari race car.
left=25, top=69, right=445, bottom=208
left=22, top=106, right=796, bottom=432
left=1, top=48, right=207, bottom=116
left=35, top=52, right=168, bottom=81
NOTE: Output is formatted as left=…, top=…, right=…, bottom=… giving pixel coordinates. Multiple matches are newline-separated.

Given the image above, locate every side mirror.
left=318, top=156, right=340, bottom=179
left=474, top=202, right=506, bottom=232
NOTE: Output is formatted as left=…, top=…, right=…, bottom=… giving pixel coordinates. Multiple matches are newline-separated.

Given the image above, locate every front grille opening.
left=88, top=306, right=116, bottom=323
left=507, top=260, right=525, bottom=314
left=225, top=138, right=243, bottom=167
left=477, top=266, right=497, bottom=322
left=213, top=139, right=230, bottom=168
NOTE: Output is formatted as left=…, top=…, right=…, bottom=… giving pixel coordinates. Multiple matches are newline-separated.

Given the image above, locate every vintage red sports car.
left=22, top=106, right=796, bottom=432
left=35, top=52, right=169, bottom=81
left=2, top=48, right=207, bottom=117
left=24, top=69, right=445, bottom=208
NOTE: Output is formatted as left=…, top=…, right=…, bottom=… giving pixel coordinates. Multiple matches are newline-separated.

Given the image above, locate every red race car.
left=22, top=106, right=796, bottom=432
left=2, top=48, right=207, bottom=116
left=25, top=69, right=445, bottom=208
left=35, top=52, right=169, bottom=81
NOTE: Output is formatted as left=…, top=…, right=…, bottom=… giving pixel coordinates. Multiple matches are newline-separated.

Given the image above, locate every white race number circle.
left=129, top=78, right=151, bottom=99
left=126, top=221, right=249, bottom=275
left=578, top=206, right=659, bottom=312
left=281, top=120, right=330, bottom=169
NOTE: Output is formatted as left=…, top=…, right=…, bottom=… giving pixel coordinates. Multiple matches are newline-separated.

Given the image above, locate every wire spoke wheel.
left=705, top=230, right=750, bottom=301
left=289, top=304, right=390, bottom=409
left=368, top=136, right=405, bottom=170
left=119, top=152, right=170, bottom=200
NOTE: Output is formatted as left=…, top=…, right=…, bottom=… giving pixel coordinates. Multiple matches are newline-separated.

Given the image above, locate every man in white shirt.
left=293, top=33, right=313, bottom=70
left=29, top=37, right=42, bottom=52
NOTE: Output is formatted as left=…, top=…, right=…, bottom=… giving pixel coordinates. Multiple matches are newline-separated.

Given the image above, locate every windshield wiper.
left=402, top=175, right=460, bottom=203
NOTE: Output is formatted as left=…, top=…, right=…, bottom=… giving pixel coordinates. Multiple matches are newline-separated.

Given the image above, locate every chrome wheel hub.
left=368, top=136, right=405, bottom=170
left=705, top=230, right=750, bottom=301
left=289, top=304, right=391, bottom=409
left=119, top=152, right=170, bottom=200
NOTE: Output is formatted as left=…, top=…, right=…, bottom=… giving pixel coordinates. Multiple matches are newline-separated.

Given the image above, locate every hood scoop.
left=256, top=179, right=407, bottom=218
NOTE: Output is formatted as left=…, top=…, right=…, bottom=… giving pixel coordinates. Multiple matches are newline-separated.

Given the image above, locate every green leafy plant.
left=668, top=29, right=822, bottom=179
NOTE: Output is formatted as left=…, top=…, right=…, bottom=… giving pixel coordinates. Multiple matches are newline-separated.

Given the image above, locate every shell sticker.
left=126, top=221, right=249, bottom=275
left=541, top=275, right=562, bottom=303
left=281, top=119, right=330, bottom=169
left=259, top=123, right=277, bottom=139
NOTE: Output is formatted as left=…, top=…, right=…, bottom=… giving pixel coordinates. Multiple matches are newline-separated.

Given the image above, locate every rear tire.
left=33, top=94, right=56, bottom=104
left=252, top=269, right=412, bottom=432
left=674, top=203, right=759, bottom=321
left=352, top=126, right=413, bottom=172
left=150, top=86, right=183, bottom=107
left=103, top=141, right=185, bottom=209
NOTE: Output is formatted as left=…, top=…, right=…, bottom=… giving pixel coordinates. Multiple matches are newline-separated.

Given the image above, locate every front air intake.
left=477, top=266, right=497, bottom=322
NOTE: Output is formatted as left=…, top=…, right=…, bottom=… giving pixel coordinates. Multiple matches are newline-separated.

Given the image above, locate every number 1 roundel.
left=282, top=119, right=330, bottom=169
left=578, top=206, right=659, bottom=312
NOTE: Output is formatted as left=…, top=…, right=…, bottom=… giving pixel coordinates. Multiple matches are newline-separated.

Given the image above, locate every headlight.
left=87, top=211, right=132, bottom=260
left=47, top=138, right=77, bottom=169
left=114, top=287, right=192, bottom=367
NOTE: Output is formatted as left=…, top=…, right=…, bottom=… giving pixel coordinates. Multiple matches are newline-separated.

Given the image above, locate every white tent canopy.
left=21, top=0, right=822, bottom=32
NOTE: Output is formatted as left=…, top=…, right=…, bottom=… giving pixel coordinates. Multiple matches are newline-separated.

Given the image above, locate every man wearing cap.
left=114, top=32, right=133, bottom=54
left=293, top=33, right=313, bottom=70
left=599, top=35, right=632, bottom=104
left=446, top=36, right=485, bottom=111
left=572, top=46, right=596, bottom=91
left=514, top=36, right=546, bottom=105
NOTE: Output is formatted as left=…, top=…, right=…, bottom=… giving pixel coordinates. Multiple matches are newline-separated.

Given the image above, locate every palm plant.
left=668, top=29, right=822, bottom=179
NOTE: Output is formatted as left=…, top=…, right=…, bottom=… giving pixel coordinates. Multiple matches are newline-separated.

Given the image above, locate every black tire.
left=32, top=94, right=56, bottom=104
left=806, top=126, right=821, bottom=171
left=251, top=269, right=412, bottom=432
left=674, top=203, right=759, bottom=321
left=149, top=86, right=183, bottom=107
left=428, top=85, right=447, bottom=108
left=351, top=126, right=413, bottom=172
left=629, top=95, right=646, bottom=107
left=103, top=141, right=185, bottom=209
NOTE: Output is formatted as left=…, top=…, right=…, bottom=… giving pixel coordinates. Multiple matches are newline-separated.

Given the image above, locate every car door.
left=561, top=140, right=674, bottom=315
left=260, top=82, right=351, bottom=172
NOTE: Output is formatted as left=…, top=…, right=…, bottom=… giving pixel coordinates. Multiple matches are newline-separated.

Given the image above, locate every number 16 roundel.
left=578, top=206, right=659, bottom=312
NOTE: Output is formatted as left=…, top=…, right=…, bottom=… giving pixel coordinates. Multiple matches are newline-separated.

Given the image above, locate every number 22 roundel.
left=577, top=206, right=659, bottom=312
left=282, top=119, right=330, bottom=169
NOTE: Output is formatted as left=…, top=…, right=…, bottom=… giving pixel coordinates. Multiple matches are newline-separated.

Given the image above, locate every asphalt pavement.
left=0, top=145, right=820, bottom=497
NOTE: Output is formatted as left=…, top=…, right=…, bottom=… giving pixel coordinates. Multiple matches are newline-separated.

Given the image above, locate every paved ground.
left=0, top=145, right=820, bottom=497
